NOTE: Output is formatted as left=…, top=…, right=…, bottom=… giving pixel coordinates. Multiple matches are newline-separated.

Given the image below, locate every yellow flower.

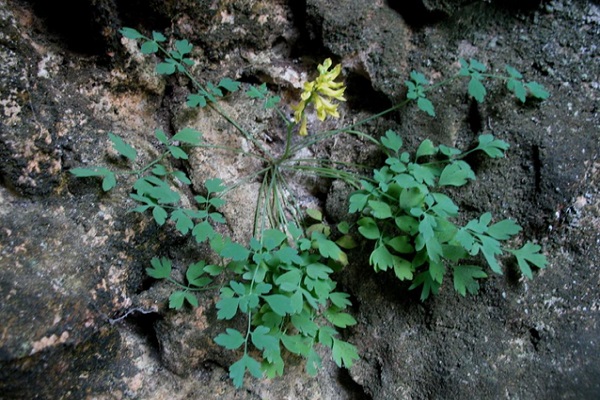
left=292, top=58, right=346, bottom=136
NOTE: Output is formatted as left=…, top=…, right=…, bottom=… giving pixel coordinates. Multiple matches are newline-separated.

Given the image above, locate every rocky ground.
left=0, top=0, right=599, bottom=399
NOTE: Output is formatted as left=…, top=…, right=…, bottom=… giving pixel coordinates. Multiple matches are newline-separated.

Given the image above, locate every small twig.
left=108, top=307, right=158, bottom=325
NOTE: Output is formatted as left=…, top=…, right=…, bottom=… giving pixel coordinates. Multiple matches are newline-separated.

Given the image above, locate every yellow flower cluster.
left=292, top=58, right=346, bottom=136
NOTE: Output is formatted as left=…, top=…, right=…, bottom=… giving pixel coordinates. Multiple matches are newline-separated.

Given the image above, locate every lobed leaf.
left=109, top=133, right=137, bottom=161
left=215, top=328, right=245, bottom=350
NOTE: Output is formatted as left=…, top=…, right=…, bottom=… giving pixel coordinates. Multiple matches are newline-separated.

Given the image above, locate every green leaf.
left=507, top=78, right=527, bottom=103
left=438, top=161, right=475, bottom=186
left=410, top=70, right=429, bottom=85
left=102, top=173, right=117, bottom=191
left=168, top=145, right=188, bottom=159
left=306, top=208, right=323, bottom=222
left=479, top=235, right=503, bottom=274
left=525, top=82, right=550, bottom=100
left=265, top=96, right=281, bottom=109
left=152, top=31, right=166, bottom=42
left=186, top=93, right=207, bottom=108
left=393, top=257, right=413, bottom=280
left=380, top=130, right=403, bottom=153
left=218, top=78, right=241, bottom=92
left=205, top=178, right=226, bottom=193
left=220, top=240, right=250, bottom=261
left=215, top=328, right=245, bottom=350
left=156, top=62, right=176, bottom=75
left=275, top=269, right=302, bottom=292
left=168, top=291, right=186, bottom=310
left=416, top=139, right=437, bottom=159
left=331, top=338, right=359, bottom=368
left=172, top=170, right=192, bottom=185
left=186, top=261, right=211, bottom=287
left=306, top=263, right=333, bottom=280
left=261, top=229, right=287, bottom=251
left=509, top=242, right=547, bottom=279
left=246, top=83, right=268, bottom=99
left=369, top=245, right=394, bottom=272
left=325, top=310, right=357, bottom=328
left=487, top=219, right=522, bottom=240
left=505, top=65, right=523, bottom=79
left=229, top=354, right=263, bottom=388
left=417, top=97, right=435, bottom=117
left=152, top=164, right=168, bottom=176
left=468, top=77, right=487, bottom=103
left=453, top=265, right=487, bottom=296
left=329, top=292, right=352, bottom=309
left=175, top=39, right=193, bottom=55
left=263, top=294, right=293, bottom=316
left=140, top=40, right=158, bottom=54
left=216, top=296, right=240, bottom=320
left=154, top=129, right=169, bottom=144
left=385, top=236, right=414, bottom=254
left=291, top=314, right=318, bottom=337
left=172, top=127, right=202, bottom=145
left=152, top=206, right=168, bottom=226
left=251, top=326, right=279, bottom=354
left=120, top=27, right=144, bottom=40
left=337, top=221, right=350, bottom=235
left=170, top=209, right=194, bottom=235
left=192, top=221, right=216, bottom=243
left=306, top=348, right=322, bottom=376
left=146, top=257, right=172, bottom=279
left=281, top=334, right=310, bottom=355
left=109, top=133, right=137, bottom=161
left=476, top=134, right=509, bottom=158
left=312, top=232, right=345, bottom=264
left=357, top=217, right=380, bottom=240
left=368, top=200, right=392, bottom=219
left=349, top=193, right=369, bottom=213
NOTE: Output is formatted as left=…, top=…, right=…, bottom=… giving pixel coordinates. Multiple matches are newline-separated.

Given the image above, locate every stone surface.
left=0, top=0, right=599, bottom=399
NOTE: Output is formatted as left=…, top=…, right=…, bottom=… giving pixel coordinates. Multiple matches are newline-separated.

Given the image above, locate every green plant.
left=349, top=131, right=546, bottom=300
left=71, top=27, right=549, bottom=387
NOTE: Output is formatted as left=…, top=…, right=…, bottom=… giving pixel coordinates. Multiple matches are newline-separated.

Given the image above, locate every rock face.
left=1, top=0, right=599, bottom=399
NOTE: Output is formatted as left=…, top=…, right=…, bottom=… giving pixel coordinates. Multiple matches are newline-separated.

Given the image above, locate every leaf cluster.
left=350, top=130, right=547, bottom=300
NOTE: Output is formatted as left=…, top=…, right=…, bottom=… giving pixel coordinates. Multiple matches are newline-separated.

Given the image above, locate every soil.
left=0, top=0, right=598, bottom=399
